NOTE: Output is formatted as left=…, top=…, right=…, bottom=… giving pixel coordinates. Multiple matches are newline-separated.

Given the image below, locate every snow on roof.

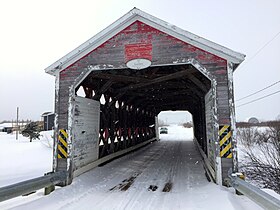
left=45, top=7, right=245, bottom=76
left=41, top=112, right=54, bottom=117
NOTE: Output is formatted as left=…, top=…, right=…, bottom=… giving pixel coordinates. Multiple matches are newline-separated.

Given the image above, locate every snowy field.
left=0, top=125, right=277, bottom=209
left=0, top=131, right=53, bottom=187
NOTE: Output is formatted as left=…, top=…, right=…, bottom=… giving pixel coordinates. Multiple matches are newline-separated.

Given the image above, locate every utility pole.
left=16, top=107, right=19, bottom=140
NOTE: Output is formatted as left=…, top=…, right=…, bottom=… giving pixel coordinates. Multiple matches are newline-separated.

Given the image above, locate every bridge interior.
left=62, top=137, right=211, bottom=209
left=75, top=64, right=211, bottom=158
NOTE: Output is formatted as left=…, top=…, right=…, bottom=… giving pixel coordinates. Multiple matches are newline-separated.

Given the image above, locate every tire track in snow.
left=94, top=142, right=167, bottom=209
left=58, top=142, right=164, bottom=210
left=115, top=141, right=191, bottom=210
left=45, top=140, right=208, bottom=210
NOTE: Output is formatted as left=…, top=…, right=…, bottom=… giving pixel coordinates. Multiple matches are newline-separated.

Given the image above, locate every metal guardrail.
left=0, top=171, right=67, bottom=202
left=229, top=172, right=280, bottom=210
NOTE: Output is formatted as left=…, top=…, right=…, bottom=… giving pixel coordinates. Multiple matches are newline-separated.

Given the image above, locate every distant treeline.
left=236, top=120, right=280, bottom=128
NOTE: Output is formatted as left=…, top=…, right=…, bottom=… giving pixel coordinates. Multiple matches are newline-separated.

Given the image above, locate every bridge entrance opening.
left=157, top=110, right=194, bottom=141
left=75, top=63, right=210, bottom=155
left=69, top=63, right=214, bottom=180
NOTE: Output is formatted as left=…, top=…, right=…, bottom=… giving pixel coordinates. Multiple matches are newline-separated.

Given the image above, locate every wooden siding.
left=72, top=96, right=100, bottom=171
left=221, top=158, right=233, bottom=184
left=205, top=90, right=215, bottom=170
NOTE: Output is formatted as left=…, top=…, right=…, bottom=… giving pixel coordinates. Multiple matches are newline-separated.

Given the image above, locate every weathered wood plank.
left=72, top=96, right=100, bottom=170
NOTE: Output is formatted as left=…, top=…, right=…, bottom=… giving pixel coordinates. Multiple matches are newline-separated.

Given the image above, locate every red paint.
left=104, top=128, right=109, bottom=140
left=135, top=127, right=139, bottom=135
left=220, top=119, right=230, bottom=124
left=128, top=128, right=131, bottom=138
left=125, top=43, right=152, bottom=62
left=60, top=20, right=226, bottom=77
left=215, top=69, right=227, bottom=74
left=197, top=54, right=208, bottom=61
left=118, top=128, right=122, bottom=137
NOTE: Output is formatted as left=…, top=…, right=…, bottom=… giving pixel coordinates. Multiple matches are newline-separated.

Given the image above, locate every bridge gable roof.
left=45, top=8, right=245, bottom=76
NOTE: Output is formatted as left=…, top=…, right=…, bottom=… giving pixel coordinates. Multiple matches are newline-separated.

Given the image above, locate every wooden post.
left=16, top=107, right=19, bottom=140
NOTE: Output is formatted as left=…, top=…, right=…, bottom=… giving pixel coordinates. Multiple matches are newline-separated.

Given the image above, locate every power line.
left=236, top=90, right=280, bottom=108
left=239, top=30, right=280, bottom=68
left=236, top=80, right=280, bottom=102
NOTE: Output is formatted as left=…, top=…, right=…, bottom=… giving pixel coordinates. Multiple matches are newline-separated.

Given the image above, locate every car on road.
left=159, top=127, right=168, bottom=134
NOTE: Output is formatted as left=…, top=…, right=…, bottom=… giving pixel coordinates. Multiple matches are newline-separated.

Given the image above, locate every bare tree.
left=238, top=123, right=280, bottom=193
left=237, top=127, right=257, bottom=146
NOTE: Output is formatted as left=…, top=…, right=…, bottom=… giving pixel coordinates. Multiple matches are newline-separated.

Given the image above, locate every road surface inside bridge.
left=3, top=126, right=262, bottom=210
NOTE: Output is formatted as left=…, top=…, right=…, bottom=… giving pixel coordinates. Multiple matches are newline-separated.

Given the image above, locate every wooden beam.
left=82, top=86, right=93, bottom=98
left=156, top=105, right=195, bottom=114
left=151, top=89, right=200, bottom=100
left=137, top=96, right=199, bottom=114
left=146, top=97, right=198, bottom=107
left=122, top=91, right=146, bottom=97
left=154, top=99, right=198, bottom=109
left=123, top=88, right=202, bottom=112
left=92, top=72, right=149, bottom=83
left=93, top=80, right=114, bottom=100
left=146, top=67, right=159, bottom=79
left=188, top=74, right=208, bottom=93
left=123, top=83, right=186, bottom=94
left=126, top=95, right=137, bottom=104
left=119, top=68, right=196, bottom=91
left=180, top=79, right=204, bottom=97
left=133, top=98, right=148, bottom=108
left=124, top=87, right=202, bottom=103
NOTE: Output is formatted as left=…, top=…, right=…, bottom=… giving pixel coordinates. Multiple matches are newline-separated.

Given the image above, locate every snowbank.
left=0, top=131, right=53, bottom=187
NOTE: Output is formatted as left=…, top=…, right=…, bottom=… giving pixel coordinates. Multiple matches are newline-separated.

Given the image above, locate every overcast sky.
left=0, top=0, right=279, bottom=122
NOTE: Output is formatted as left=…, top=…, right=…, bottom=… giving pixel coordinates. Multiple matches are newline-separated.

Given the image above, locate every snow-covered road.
left=1, top=126, right=262, bottom=210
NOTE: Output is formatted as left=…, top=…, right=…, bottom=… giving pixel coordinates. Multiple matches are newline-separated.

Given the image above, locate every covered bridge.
left=45, top=8, right=245, bottom=186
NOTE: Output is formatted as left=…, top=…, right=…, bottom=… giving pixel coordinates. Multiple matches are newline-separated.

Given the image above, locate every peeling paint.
left=86, top=64, right=116, bottom=71
left=191, top=59, right=214, bottom=81
left=205, top=90, right=215, bottom=171
left=72, top=96, right=100, bottom=171
left=67, top=85, right=75, bottom=172
left=211, top=79, right=222, bottom=185
left=227, top=61, right=238, bottom=172
left=87, top=65, right=101, bottom=71
left=53, top=73, right=60, bottom=172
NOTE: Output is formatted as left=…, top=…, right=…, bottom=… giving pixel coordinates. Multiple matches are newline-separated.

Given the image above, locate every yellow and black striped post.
left=219, top=125, right=232, bottom=158
left=58, top=129, right=68, bottom=159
